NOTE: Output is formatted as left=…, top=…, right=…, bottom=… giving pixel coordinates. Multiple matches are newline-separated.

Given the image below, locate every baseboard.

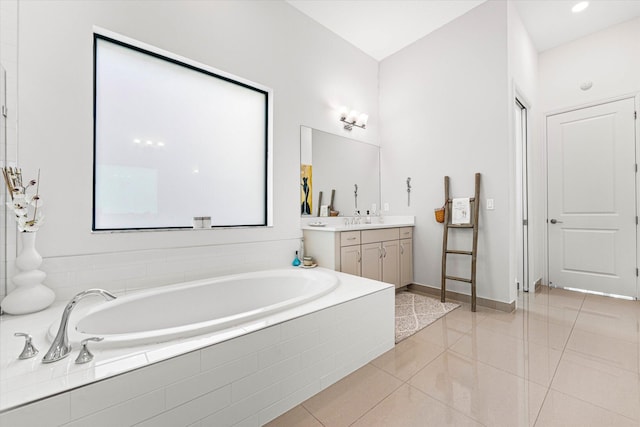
left=407, top=283, right=515, bottom=313
left=534, top=278, right=542, bottom=293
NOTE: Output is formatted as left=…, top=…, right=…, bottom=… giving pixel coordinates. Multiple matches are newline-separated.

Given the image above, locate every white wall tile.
left=70, top=351, right=199, bottom=419
left=257, top=331, right=318, bottom=369
left=0, top=392, right=70, bottom=427
left=258, top=382, right=321, bottom=426
left=216, top=383, right=281, bottom=427
left=234, top=414, right=260, bottom=427
left=200, top=326, right=280, bottom=371
left=63, top=389, right=164, bottom=427
left=232, top=354, right=300, bottom=402
left=135, top=385, right=231, bottom=427
left=165, top=353, right=257, bottom=409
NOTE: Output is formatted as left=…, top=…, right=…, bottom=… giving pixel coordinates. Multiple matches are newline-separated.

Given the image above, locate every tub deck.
left=0, top=268, right=394, bottom=426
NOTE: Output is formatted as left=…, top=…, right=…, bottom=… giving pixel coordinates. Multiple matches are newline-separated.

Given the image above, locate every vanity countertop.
left=301, top=215, right=414, bottom=232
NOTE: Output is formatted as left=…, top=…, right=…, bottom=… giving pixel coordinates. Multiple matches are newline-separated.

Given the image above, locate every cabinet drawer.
left=361, top=228, right=399, bottom=244
left=340, top=231, right=361, bottom=246
left=399, top=227, right=413, bottom=239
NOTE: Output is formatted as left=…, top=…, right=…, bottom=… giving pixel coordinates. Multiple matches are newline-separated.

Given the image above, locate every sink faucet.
left=42, top=289, right=116, bottom=363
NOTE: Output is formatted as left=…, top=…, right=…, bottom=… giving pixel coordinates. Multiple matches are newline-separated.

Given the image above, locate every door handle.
left=549, top=219, right=563, bottom=224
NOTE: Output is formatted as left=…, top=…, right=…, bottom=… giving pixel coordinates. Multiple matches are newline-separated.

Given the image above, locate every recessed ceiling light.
left=146, top=140, right=153, bottom=145
left=133, top=138, right=141, bottom=144
left=572, top=1, right=589, bottom=13
left=157, top=141, right=165, bottom=147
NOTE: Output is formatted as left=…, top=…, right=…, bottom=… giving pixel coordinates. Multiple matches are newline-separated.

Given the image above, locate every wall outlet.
left=486, top=198, right=494, bottom=210
left=383, top=202, right=389, bottom=212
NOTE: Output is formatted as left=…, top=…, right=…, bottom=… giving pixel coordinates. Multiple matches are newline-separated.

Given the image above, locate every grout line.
left=531, top=288, right=585, bottom=426
left=345, top=379, right=404, bottom=427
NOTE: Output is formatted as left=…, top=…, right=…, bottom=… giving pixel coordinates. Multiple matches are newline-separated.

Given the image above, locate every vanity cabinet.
left=399, top=227, right=414, bottom=286
left=360, top=229, right=400, bottom=286
left=303, top=225, right=413, bottom=289
left=339, top=230, right=361, bottom=277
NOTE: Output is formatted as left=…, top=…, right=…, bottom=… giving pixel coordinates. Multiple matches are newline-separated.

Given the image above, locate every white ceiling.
left=286, top=0, right=640, bottom=60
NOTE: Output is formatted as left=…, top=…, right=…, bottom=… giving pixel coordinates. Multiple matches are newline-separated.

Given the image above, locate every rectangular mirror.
left=300, top=126, right=380, bottom=217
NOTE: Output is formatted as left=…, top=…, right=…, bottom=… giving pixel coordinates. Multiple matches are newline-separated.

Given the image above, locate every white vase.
left=1, top=231, right=55, bottom=315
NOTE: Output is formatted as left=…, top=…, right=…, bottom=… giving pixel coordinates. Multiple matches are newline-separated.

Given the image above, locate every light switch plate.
left=486, top=199, right=494, bottom=210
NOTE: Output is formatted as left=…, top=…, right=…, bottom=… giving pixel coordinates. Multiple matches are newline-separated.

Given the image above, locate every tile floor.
left=266, top=287, right=640, bottom=426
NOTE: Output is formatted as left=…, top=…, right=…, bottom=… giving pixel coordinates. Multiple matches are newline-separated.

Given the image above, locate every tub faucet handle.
left=75, top=337, right=103, bottom=364
left=14, top=332, right=39, bottom=360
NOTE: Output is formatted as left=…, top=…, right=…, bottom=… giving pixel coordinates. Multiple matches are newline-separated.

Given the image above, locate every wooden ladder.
left=441, top=173, right=481, bottom=312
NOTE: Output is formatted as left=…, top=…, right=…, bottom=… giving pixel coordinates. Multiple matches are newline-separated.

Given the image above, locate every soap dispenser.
left=292, top=250, right=301, bottom=267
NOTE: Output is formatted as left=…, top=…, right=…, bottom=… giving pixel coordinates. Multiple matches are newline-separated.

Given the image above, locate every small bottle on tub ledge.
left=292, top=250, right=301, bottom=267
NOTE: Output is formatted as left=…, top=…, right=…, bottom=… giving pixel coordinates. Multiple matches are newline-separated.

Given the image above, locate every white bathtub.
left=48, top=268, right=339, bottom=348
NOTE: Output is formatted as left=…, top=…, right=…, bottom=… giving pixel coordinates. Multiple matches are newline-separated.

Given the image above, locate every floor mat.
left=395, top=291, right=460, bottom=343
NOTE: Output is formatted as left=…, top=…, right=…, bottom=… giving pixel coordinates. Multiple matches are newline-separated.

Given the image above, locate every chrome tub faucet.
left=42, top=289, right=116, bottom=364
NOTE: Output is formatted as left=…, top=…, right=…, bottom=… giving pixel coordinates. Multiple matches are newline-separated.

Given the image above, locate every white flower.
left=2, top=167, right=44, bottom=232
left=7, top=199, right=28, bottom=217
left=17, top=213, right=44, bottom=232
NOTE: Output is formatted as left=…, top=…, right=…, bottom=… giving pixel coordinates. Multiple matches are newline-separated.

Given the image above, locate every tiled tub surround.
left=0, top=268, right=395, bottom=426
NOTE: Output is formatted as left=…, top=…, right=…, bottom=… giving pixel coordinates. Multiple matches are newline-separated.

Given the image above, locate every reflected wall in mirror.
left=300, top=126, right=380, bottom=217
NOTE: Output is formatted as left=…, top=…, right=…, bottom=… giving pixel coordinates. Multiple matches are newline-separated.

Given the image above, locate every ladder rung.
left=446, top=197, right=476, bottom=203
left=446, top=250, right=473, bottom=255
left=448, top=224, right=474, bottom=229
left=445, top=275, right=472, bottom=283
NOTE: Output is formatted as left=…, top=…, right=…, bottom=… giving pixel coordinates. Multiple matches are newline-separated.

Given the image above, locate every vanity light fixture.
left=571, top=1, right=589, bottom=13
left=339, top=107, right=368, bottom=130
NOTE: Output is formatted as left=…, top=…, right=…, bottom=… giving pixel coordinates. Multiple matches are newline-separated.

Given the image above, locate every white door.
left=547, top=97, right=636, bottom=297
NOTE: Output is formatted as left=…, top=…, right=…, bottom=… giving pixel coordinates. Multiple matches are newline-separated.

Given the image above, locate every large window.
left=93, top=33, right=271, bottom=231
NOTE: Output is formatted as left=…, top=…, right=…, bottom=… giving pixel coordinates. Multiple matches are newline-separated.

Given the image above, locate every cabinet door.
left=340, top=245, right=361, bottom=276
left=382, top=240, right=400, bottom=287
left=400, top=238, right=413, bottom=286
left=361, top=242, right=382, bottom=281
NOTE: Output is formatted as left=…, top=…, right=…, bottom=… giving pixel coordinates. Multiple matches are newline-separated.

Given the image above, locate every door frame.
left=544, top=93, right=640, bottom=299
left=514, top=96, right=530, bottom=292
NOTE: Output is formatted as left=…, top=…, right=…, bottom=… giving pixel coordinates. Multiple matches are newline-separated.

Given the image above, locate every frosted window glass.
left=93, top=35, right=268, bottom=230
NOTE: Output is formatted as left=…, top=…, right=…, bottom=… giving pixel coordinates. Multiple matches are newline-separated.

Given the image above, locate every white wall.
left=5, top=1, right=379, bottom=299
left=507, top=2, right=540, bottom=301
left=0, top=0, right=19, bottom=300
left=539, top=16, right=640, bottom=113
left=379, top=1, right=512, bottom=303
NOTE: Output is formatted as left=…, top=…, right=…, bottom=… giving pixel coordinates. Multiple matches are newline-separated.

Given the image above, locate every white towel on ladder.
left=452, top=198, right=471, bottom=224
